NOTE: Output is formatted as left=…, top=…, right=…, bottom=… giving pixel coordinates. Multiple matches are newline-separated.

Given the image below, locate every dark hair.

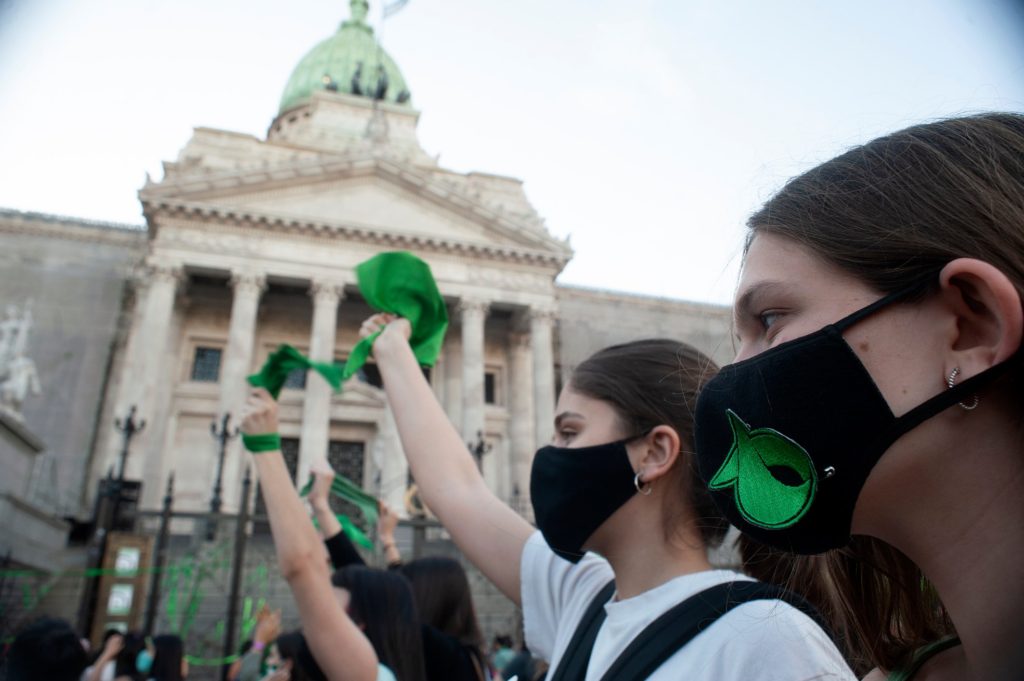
left=331, top=565, right=427, bottom=681
left=400, top=557, right=487, bottom=674
left=743, top=112, right=1024, bottom=671
left=5, top=617, right=88, bottom=681
left=149, top=635, right=184, bottom=681
left=114, top=631, right=146, bottom=681
left=274, top=631, right=324, bottom=681
left=569, top=338, right=728, bottom=547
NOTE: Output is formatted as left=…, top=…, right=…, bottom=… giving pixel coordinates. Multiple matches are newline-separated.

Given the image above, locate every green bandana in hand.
left=311, top=513, right=375, bottom=550
left=342, top=251, right=448, bottom=381
left=248, top=345, right=343, bottom=399
left=300, top=474, right=380, bottom=530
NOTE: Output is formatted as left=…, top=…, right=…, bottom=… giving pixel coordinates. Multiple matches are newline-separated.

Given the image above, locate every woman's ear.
left=939, top=258, right=1023, bottom=378
left=636, top=425, right=681, bottom=485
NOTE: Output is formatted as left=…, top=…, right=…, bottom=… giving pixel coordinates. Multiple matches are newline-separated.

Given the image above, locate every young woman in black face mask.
left=361, top=316, right=853, bottom=681
left=692, top=113, right=1024, bottom=681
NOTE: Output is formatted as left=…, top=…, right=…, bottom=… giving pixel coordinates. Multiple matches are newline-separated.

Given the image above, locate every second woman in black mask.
left=361, top=320, right=853, bottom=681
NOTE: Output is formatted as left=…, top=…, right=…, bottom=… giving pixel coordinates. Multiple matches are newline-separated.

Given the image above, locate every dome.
left=279, top=0, right=411, bottom=113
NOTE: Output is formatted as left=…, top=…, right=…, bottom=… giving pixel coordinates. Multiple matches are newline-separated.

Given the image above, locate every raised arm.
left=240, top=387, right=378, bottom=681
left=362, top=314, right=534, bottom=604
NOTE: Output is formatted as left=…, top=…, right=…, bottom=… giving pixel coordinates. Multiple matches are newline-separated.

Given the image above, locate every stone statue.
left=0, top=301, right=41, bottom=417
left=0, top=352, right=41, bottom=415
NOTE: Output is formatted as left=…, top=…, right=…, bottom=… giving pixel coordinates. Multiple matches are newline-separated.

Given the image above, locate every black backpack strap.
left=547, top=580, right=617, bottom=681
left=598, top=580, right=830, bottom=681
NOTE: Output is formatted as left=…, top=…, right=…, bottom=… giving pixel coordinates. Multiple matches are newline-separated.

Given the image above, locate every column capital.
left=144, top=260, right=185, bottom=287
left=510, top=331, right=532, bottom=350
left=308, top=280, right=346, bottom=306
left=529, top=304, right=558, bottom=324
left=229, top=270, right=267, bottom=298
left=457, top=297, right=490, bottom=317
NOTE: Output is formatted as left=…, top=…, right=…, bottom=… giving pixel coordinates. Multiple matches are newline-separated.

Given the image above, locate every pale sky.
left=1, top=0, right=1022, bottom=304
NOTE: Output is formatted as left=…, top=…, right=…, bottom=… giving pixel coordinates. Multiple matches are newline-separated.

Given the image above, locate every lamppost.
left=114, top=405, right=146, bottom=481
left=207, top=412, right=240, bottom=540
left=467, top=430, right=492, bottom=471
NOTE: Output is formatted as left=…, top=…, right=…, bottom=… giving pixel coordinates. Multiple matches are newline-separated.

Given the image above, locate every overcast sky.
left=1, top=0, right=1022, bottom=304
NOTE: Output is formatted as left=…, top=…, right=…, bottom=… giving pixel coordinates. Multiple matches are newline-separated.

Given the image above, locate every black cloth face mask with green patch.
left=693, top=282, right=1015, bottom=555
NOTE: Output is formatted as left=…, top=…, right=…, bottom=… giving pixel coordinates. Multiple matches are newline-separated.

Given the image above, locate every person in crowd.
left=225, top=639, right=252, bottom=681
left=4, top=616, right=88, bottom=681
left=240, top=387, right=398, bottom=681
left=489, top=636, right=514, bottom=675
left=83, top=629, right=122, bottom=681
left=499, top=644, right=537, bottom=681
left=359, top=323, right=855, bottom=680
left=147, top=635, right=186, bottom=681
left=330, top=566, right=427, bottom=681
left=309, top=471, right=486, bottom=681
left=693, top=112, right=1024, bottom=680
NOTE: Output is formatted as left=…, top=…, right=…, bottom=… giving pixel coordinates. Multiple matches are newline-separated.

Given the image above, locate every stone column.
left=219, top=270, right=266, bottom=510
left=297, top=280, right=344, bottom=486
left=508, top=330, right=535, bottom=515
left=459, top=298, right=488, bottom=443
left=531, top=307, right=557, bottom=448
left=120, top=262, right=184, bottom=480
left=443, top=332, right=463, bottom=432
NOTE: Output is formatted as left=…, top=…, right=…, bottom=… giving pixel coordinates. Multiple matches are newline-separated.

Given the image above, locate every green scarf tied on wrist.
left=341, top=251, right=448, bottom=381
left=247, top=345, right=343, bottom=399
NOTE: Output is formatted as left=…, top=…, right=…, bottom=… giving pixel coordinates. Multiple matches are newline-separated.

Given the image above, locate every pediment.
left=143, top=157, right=569, bottom=256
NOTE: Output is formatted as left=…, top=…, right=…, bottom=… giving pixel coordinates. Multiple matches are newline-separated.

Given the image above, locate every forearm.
left=252, top=449, right=326, bottom=580
left=374, top=334, right=533, bottom=602
left=381, top=535, right=402, bottom=565
left=252, top=450, right=378, bottom=679
left=311, top=499, right=343, bottom=540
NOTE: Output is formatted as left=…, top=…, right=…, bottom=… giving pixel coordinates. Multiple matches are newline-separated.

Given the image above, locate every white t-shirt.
left=521, top=532, right=855, bottom=681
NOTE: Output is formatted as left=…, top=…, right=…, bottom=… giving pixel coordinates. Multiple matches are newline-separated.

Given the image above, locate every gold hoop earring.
left=634, top=472, right=652, bottom=496
left=946, top=367, right=980, bottom=410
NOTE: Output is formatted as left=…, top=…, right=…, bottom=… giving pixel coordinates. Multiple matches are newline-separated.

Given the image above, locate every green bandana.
left=708, top=410, right=817, bottom=529
left=341, top=251, right=448, bottom=381
left=312, top=513, right=374, bottom=550
left=248, top=345, right=343, bottom=399
left=300, top=474, right=379, bottom=531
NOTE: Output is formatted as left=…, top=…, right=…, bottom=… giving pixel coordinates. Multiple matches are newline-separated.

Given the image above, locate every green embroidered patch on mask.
left=708, top=410, right=817, bottom=529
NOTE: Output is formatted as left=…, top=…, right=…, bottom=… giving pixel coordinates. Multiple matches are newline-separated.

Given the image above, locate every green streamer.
left=312, top=513, right=374, bottom=550
left=341, top=251, right=448, bottom=381
left=248, top=345, right=343, bottom=399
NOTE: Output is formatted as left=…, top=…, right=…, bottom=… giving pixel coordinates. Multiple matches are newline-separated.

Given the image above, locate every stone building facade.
left=0, top=2, right=732, bottom=571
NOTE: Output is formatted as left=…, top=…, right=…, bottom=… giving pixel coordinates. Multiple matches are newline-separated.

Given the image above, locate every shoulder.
left=377, top=663, right=398, bottom=681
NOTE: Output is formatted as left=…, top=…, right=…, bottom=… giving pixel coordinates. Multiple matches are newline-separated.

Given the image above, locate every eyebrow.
left=734, top=281, right=790, bottom=322
left=554, top=411, right=585, bottom=428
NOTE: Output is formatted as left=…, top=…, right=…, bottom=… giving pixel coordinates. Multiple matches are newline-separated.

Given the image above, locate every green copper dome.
left=279, top=0, right=411, bottom=113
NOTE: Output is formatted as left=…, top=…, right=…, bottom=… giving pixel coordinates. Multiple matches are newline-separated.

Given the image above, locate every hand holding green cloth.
left=299, top=473, right=380, bottom=530
left=341, top=251, right=448, bottom=381
left=312, top=513, right=374, bottom=550
left=247, top=344, right=343, bottom=399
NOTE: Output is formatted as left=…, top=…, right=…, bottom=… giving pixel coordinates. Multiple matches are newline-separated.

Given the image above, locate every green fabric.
left=300, top=474, right=379, bottom=531
left=341, top=251, right=448, bottom=381
left=709, top=410, right=817, bottom=529
left=247, top=344, right=343, bottom=399
left=887, top=636, right=961, bottom=681
left=241, top=433, right=282, bottom=453
left=311, top=512, right=374, bottom=549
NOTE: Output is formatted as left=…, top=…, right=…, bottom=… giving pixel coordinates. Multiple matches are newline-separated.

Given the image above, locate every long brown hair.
left=570, top=338, right=729, bottom=548
left=743, top=112, right=1024, bottom=671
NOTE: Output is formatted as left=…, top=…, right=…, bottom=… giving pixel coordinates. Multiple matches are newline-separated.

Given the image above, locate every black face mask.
left=530, top=435, right=643, bottom=563
left=694, top=284, right=1015, bottom=554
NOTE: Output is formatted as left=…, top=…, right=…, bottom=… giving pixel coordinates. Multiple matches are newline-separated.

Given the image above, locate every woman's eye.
left=557, top=429, right=576, bottom=442
left=759, top=311, right=781, bottom=331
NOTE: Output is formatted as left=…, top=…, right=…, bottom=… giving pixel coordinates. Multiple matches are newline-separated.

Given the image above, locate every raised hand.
left=241, top=387, right=279, bottom=436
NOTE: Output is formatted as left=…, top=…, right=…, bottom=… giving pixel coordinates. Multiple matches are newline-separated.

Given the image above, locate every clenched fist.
left=241, top=387, right=279, bottom=435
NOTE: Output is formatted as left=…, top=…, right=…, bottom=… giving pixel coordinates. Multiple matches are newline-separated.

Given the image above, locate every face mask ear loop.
left=831, top=280, right=933, bottom=333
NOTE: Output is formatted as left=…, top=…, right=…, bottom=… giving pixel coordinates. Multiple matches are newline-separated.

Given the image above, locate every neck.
left=860, top=406, right=1024, bottom=680
left=595, top=498, right=713, bottom=600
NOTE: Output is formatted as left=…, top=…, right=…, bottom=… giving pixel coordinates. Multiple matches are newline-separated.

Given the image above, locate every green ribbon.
left=341, top=251, right=448, bottom=381
left=300, top=474, right=379, bottom=534
left=242, top=433, right=281, bottom=453
left=248, top=345, right=343, bottom=399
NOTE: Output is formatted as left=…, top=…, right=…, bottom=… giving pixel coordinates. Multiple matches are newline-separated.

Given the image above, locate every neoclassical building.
left=0, top=1, right=732, bottom=568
